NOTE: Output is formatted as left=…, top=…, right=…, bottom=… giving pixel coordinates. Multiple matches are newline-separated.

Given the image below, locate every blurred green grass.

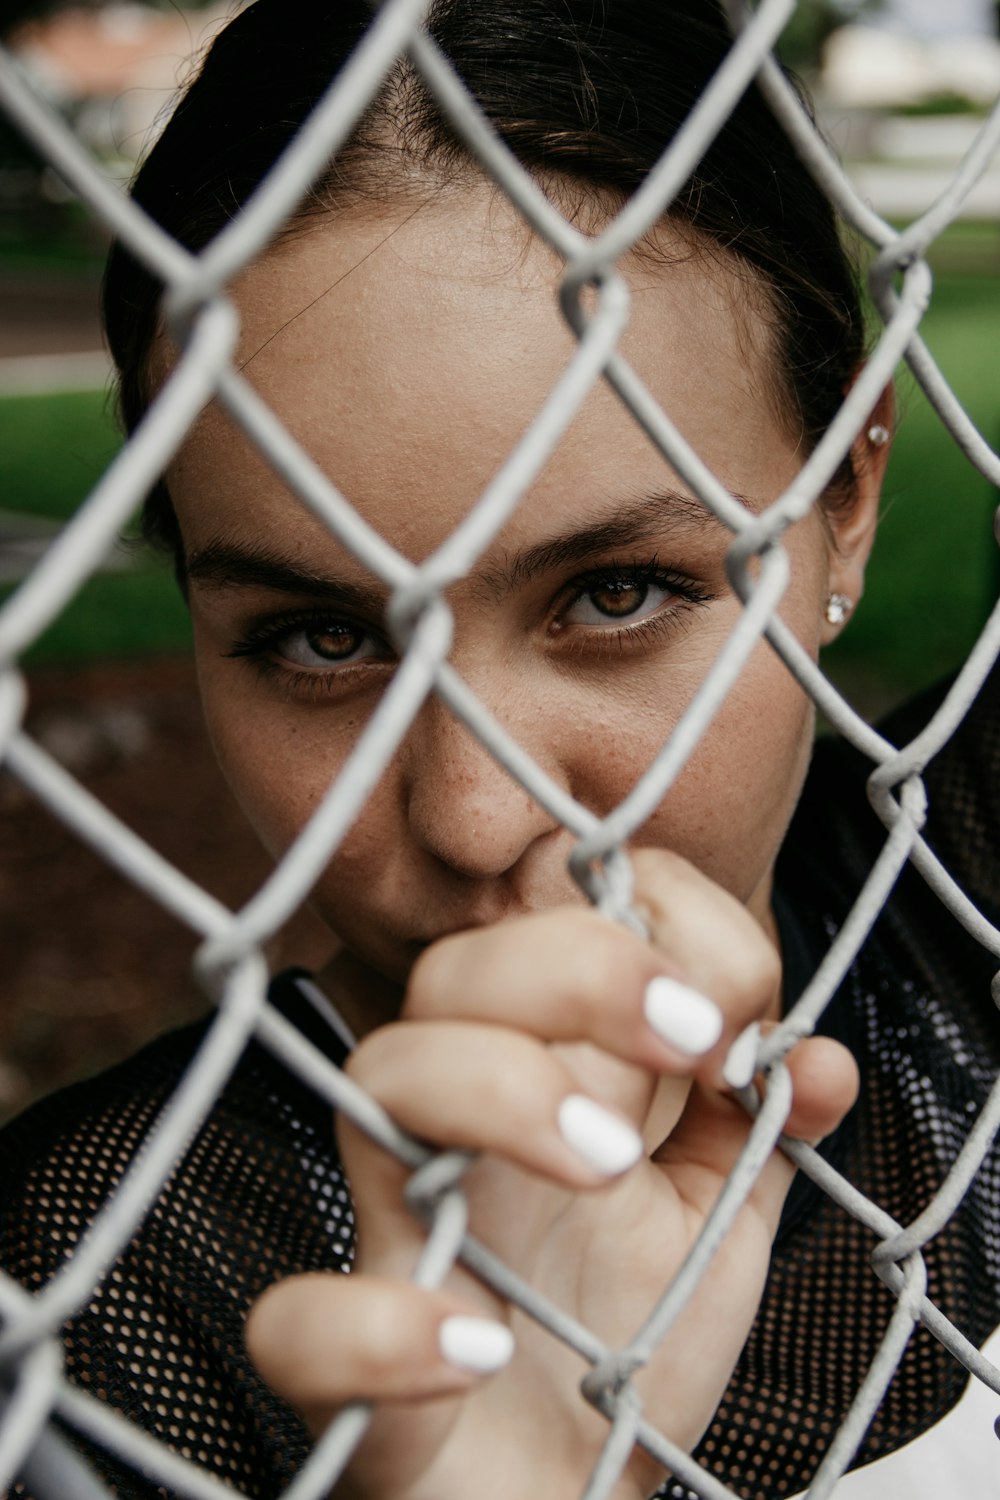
left=1, top=388, right=118, bottom=520
left=1, top=260, right=998, bottom=708
left=822, top=268, right=1000, bottom=712
left=0, top=388, right=192, bottom=661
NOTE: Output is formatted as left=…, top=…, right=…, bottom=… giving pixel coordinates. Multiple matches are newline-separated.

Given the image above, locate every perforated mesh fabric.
left=682, top=668, right=1000, bottom=1497
left=2, top=672, right=999, bottom=1500
left=1, top=980, right=354, bottom=1499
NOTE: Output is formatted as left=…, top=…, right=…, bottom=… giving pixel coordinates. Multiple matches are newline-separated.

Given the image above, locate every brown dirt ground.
left=0, top=268, right=104, bottom=359
left=0, top=655, right=331, bottom=1125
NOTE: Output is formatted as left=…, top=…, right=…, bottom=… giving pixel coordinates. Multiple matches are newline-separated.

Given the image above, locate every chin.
left=322, top=918, right=427, bottom=986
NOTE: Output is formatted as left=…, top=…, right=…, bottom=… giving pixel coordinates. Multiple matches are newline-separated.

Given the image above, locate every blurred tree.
left=778, top=1, right=841, bottom=71
left=777, top=0, right=868, bottom=72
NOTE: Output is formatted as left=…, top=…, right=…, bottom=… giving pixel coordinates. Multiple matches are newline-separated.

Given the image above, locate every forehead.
left=166, top=184, right=792, bottom=559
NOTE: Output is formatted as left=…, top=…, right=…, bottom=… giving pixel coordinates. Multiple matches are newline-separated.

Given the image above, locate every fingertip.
left=244, top=1274, right=296, bottom=1372
left=438, top=1316, right=514, bottom=1374
left=643, top=976, right=723, bottom=1058
left=557, top=1093, right=645, bottom=1177
left=721, top=1022, right=761, bottom=1091
left=784, top=1035, right=860, bottom=1143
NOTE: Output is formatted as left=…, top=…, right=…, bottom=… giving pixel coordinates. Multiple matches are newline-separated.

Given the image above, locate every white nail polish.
left=439, top=1317, right=515, bottom=1373
left=643, top=976, right=723, bottom=1056
left=558, top=1094, right=644, bottom=1176
left=723, top=1022, right=761, bottom=1090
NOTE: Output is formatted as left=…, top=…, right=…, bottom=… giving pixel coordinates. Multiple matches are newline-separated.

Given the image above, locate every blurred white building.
left=823, top=0, right=1000, bottom=109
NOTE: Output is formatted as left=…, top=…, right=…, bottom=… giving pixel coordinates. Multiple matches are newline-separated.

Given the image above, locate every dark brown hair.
left=102, top=0, right=866, bottom=569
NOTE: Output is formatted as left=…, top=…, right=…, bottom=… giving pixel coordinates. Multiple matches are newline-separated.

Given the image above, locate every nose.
left=400, top=693, right=562, bottom=881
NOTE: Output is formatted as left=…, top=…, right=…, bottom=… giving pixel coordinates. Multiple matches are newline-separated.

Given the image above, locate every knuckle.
left=730, top=927, right=781, bottom=1015
left=746, top=923, right=781, bottom=995
left=342, top=1043, right=365, bottom=1086
left=405, top=933, right=461, bottom=1019
left=355, top=1295, right=413, bottom=1378
left=342, top=1026, right=394, bottom=1089
left=629, top=847, right=696, bottom=916
left=471, top=1039, right=550, bottom=1121
left=631, top=845, right=689, bottom=888
left=562, top=911, right=646, bottom=1013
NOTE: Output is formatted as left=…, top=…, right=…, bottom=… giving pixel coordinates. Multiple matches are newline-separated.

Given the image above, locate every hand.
left=245, top=850, right=858, bottom=1499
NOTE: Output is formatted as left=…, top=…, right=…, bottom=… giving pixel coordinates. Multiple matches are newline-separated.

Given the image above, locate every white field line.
left=0, top=351, right=112, bottom=396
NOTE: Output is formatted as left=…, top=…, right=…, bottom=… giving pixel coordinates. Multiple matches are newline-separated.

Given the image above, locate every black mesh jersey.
left=3, top=669, right=1000, bottom=1500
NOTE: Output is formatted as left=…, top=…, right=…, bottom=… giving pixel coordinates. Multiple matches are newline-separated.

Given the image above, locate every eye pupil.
left=591, top=579, right=648, bottom=618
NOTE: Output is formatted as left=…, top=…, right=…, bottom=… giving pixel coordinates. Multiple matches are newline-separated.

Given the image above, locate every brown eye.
left=563, top=575, right=672, bottom=629
left=278, top=621, right=374, bottom=668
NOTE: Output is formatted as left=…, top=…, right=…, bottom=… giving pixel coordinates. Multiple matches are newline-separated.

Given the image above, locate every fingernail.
left=439, top=1316, right=515, bottom=1373
left=723, top=1022, right=761, bottom=1090
left=643, top=976, right=723, bottom=1056
left=558, top=1094, right=644, bottom=1176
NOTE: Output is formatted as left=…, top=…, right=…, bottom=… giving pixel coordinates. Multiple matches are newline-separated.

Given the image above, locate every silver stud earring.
left=825, top=593, right=852, bottom=626
left=867, top=422, right=889, bottom=448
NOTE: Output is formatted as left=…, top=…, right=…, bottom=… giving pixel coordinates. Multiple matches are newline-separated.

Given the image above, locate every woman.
left=3, top=2, right=999, bottom=1497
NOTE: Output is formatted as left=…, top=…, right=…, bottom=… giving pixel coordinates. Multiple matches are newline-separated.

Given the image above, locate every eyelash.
left=224, top=558, right=712, bottom=697
left=224, top=608, right=393, bottom=699
left=555, top=558, right=710, bottom=653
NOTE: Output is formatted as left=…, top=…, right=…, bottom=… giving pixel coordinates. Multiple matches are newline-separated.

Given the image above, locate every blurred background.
left=1, top=0, right=999, bottom=1119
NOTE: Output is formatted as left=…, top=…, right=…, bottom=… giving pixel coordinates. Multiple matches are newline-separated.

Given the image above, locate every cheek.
left=208, top=712, right=312, bottom=859
left=194, top=666, right=347, bottom=863
left=195, top=657, right=412, bottom=944
left=610, top=648, right=814, bottom=903
left=309, top=810, right=415, bottom=938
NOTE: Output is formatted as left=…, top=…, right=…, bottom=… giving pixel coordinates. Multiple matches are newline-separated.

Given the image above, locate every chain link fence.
left=2, top=0, right=1000, bottom=1496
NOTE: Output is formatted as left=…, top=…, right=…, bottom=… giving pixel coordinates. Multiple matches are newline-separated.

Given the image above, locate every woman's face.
left=166, top=185, right=870, bottom=1001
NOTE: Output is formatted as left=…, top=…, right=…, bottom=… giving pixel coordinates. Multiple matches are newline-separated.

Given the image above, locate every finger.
left=409, top=871, right=779, bottom=1088
left=655, top=1034, right=860, bottom=1230
left=408, top=908, right=722, bottom=1069
left=777, top=1032, right=860, bottom=1144
left=345, top=1019, right=645, bottom=1188
left=631, top=848, right=782, bottom=1039
left=246, top=1273, right=513, bottom=1427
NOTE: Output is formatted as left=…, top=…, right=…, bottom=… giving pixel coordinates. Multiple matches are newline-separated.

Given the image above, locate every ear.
left=820, top=383, right=894, bottom=646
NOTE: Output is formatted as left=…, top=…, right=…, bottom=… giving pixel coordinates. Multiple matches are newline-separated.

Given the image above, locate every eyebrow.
left=475, top=489, right=728, bottom=599
left=186, top=540, right=388, bottom=615
left=185, top=489, right=733, bottom=606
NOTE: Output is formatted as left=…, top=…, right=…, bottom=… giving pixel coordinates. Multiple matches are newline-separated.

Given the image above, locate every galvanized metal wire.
left=2, top=1, right=1000, bottom=1496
